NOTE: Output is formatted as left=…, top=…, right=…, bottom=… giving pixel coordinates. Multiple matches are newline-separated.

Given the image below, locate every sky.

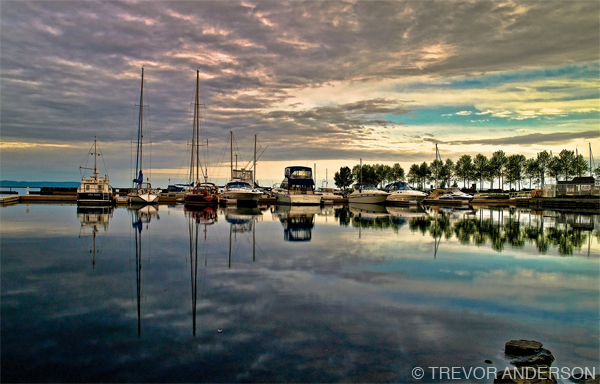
left=1, top=0, right=599, bottom=188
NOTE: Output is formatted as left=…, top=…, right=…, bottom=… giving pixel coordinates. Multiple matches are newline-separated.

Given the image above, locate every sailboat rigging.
left=127, top=67, right=159, bottom=205
left=184, top=70, right=219, bottom=206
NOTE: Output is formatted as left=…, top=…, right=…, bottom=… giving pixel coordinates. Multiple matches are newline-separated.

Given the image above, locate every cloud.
left=0, top=1, right=598, bottom=184
left=427, top=130, right=600, bottom=146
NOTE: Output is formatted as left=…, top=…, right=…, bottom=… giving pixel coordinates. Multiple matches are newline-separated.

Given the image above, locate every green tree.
left=334, top=166, right=353, bottom=190
left=490, top=150, right=507, bottom=190
left=557, top=150, right=576, bottom=181
left=407, top=163, right=420, bottom=188
left=594, top=165, right=600, bottom=179
left=473, top=154, right=489, bottom=190
left=455, top=155, right=474, bottom=188
left=352, top=163, right=377, bottom=186
left=524, top=158, right=539, bottom=189
left=390, top=163, right=405, bottom=182
left=374, top=164, right=392, bottom=188
left=536, top=150, right=551, bottom=187
left=430, top=158, right=444, bottom=188
left=548, top=156, right=562, bottom=182
left=506, top=154, right=526, bottom=190
left=572, top=154, right=588, bottom=178
left=440, top=158, right=455, bottom=188
left=418, top=162, right=432, bottom=190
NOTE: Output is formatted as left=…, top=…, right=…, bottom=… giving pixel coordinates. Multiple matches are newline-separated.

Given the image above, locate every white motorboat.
left=347, top=184, right=389, bottom=204
left=221, top=180, right=262, bottom=204
left=274, top=166, right=322, bottom=205
left=384, top=181, right=427, bottom=205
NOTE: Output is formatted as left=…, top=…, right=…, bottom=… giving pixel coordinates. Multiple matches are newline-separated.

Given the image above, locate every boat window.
left=290, top=169, right=312, bottom=179
left=228, top=182, right=252, bottom=189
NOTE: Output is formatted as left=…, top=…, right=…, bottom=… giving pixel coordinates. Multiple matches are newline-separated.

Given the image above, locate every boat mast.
left=195, top=70, right=200, bottom=184
left=230, top=131, right=233, bottom=180
left=134, top=67, right=145, bottom=188
left=254, top=134, right=257, bottom=187
left=93, top=136, right=98, bottom=180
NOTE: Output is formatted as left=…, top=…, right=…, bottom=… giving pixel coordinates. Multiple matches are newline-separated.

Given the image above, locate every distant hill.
left=0, top=180, right=80, bottom=188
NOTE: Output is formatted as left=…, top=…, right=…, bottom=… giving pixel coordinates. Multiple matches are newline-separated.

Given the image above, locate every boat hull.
left=220, top=191, right=262, bottom=205
left=348, top=193, right=389, bottom=204
left=127, top=192, right=159, bottom=205
left=77, top=192, right=113, bottom=205
left=275, top=192, right=322, bottom=205
left=184, top=193, right=219, bottom=206
left=386, top=192, right=426, bottom=205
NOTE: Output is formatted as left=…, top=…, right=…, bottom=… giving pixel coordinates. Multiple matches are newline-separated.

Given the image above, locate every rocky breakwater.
left=494, top=339, right=556, bottom=384
left=494, top=340, right=598, bottom=384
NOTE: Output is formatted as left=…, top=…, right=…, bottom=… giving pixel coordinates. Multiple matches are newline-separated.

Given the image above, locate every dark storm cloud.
left=1, top=0, right=598, bottom=164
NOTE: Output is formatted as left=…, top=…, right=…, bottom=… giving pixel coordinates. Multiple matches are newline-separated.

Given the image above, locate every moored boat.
left=183, top=70, right=219, bottom=207
left=127, top=67, right=159, bottom=205
left=274, top=166, right=322, bottom=205
left=384, top=181, right=427, bottom=205
left=347, top=184, right=389, bottom=204
left=77, top=137, right=113, bottom=205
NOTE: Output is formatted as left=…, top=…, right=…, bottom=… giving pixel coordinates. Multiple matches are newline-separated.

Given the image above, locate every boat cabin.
left=281, top=166, right=315, bottom=194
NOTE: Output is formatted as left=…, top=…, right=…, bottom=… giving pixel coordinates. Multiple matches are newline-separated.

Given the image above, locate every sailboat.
left=77, top=137, right=114, bottom=205
left=184, top=70, right=219, bottom=206
left=127, top=67, right=160, bottom=205
left=220, top=131, right=263, bottom=205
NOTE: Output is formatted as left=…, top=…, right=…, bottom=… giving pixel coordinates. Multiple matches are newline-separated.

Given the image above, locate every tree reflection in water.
left=335, top=205, right=598, bottom=256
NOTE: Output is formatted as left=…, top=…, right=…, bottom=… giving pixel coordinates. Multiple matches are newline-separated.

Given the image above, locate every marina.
left=1, top=202, right=598, bottom=383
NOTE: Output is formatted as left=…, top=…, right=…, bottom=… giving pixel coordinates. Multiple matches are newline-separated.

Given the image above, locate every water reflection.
left=185, top=206, right=217, bottom=336
left=77, top=206, right=113, bottom=269
left=1, top=203, right=597, bottom=383
left=272, top=205, right=319, bottom=241
left=331, top=205, right=599, bottom=256
left=225, top=207, right=262, bottom=263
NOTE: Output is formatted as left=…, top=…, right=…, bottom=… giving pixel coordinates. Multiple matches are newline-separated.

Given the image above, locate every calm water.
left=1, top=203, right=598, bottom=383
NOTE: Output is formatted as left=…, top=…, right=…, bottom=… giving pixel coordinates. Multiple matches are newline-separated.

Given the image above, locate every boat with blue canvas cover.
left=274, top=166, right=322, bottom=205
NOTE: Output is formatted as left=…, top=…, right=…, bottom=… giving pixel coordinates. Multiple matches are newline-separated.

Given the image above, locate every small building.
left=556, top=176, right=597, bottom=197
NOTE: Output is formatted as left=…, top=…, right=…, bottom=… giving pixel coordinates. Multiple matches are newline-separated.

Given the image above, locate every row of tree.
left=333, top=149, right=599, bottom=191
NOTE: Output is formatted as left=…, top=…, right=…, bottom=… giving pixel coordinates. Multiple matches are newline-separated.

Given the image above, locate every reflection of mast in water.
left=134, top=216, right=142, bottom=337
left=225, top=207, right=263, bottom=266
left=78, top=206, right=113, bottom=269
left=129, top=205, right=158, bottom=337
left=185, top=206, right=216, bottom=336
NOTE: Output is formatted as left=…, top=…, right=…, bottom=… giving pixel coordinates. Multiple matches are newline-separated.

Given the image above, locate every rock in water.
left=494, top=367, right=557, bottom=384
left=511, top=349, right=555, bottom=367
left=505, top=340, right=543, bottom=356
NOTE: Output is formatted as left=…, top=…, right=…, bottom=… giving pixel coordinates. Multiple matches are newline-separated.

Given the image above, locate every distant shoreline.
left=0, top=181, right=80, bottom=188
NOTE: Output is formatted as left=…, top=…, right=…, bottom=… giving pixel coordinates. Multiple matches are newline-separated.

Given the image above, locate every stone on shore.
left=494, top=366, right=557, bottom=384
left=505, top=340, right=544, bottom=356
left=510, top=349, right=555, bottom=367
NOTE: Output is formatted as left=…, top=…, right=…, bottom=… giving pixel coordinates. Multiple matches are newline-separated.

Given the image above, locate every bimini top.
left=284, top=166, right=313, bottom=179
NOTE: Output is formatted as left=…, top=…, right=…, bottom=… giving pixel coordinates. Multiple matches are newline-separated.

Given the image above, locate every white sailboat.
left=127, top=67, right=159, bottom=205
left=220, top=131, right=262, bottom=205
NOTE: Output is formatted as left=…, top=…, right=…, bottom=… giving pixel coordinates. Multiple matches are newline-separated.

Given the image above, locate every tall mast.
left=134, top=67, right=145, bottom=187
left=195, top=70, right=200, bottom=184
left=254, top=134, right=257, bottom=187
left=230, top=131, right=233, bottom=179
